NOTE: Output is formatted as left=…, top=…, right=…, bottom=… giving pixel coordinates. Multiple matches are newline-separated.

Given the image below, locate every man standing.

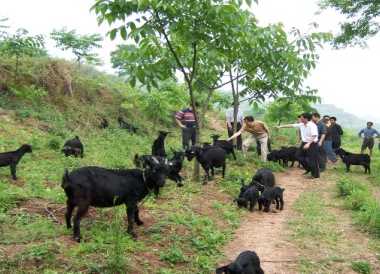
left=226, top=104, right=243, bottom=150
left=276, top=113, right=320, bottom=179
left=330, top=117, right=343, bottom=149
left=359, top=122, right=379, bottom=156
left=227, top=116, right=270, bottom=162
left=322, top=115, right=337, bottom=163
left=175, top=103, right=198, bottom=150
left=312, top=112, right=327, bottom=172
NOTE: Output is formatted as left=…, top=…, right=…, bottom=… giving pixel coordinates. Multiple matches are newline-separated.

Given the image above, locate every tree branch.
left=189, top=42, right=197, bottom=83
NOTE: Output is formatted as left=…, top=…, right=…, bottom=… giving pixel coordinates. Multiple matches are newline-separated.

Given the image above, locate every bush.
left=351, top=261, right=372, bottom=274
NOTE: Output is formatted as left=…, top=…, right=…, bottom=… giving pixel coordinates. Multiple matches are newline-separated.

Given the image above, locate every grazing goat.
left=258, top=186, right=285, bottom=212
left=152, top=131, right=169, bottom=157
left=118, top=116, right=138, bottom=133
left=62, top=136, right=84, bottom=158
left=216, top=250, right=264, bottom=274
left=99, top=118, right=109, bottom=129
left=211, top=134, right=236, bottom=160
left=185, top=145, right=226, bottom=184
left=251, top=168, right=275, bottom=188
left=235, top=180, right=260, bottom=212
left=0, top=144, right=32, bottom=180
left=335, top=148, right=371, bottom=174
left=61, top=161, right=169, bottom=242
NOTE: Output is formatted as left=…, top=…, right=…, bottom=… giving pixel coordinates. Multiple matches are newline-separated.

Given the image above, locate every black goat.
left=258, top=186, right=285, bottom=212
left=216, top=250, right=264, bottom=274
left=185, top=145, right=226, bottom=184
left=267, top=147, right=299, bottom=168
left=235, top=180, right=260, bottom=212
left=62, top=136, right=84, bottom=158
left=211, top=134, right=236, bottom=160
left=335, top=148, right=371, bottom=174
left=167, top=149, right=185, bottom=187
left=61, top=161, right=168, bottom=242
left=152, top=131, right=169, bottom=157
left=251, top=168, right=275, bottom=188
left=99, top=118, right=109, bottom=129
left=118, top=116, right=138, bottom=133
left=0, top=144, right=32, bottom=180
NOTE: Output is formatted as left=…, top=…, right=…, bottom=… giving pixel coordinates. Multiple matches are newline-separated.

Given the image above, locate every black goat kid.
left=62, top=161, right=169, bottom=242
left=216, top=250, right=264, bottom=274
left=0, top=144, right=32, bottom=180
left=258, top=186, right=285, bottom=212
left=62, top=136, right=84, bottom=158
left=211, top=134, right=236, bottom=160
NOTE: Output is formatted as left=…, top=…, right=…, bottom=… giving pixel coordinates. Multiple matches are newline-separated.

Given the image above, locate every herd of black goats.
left=0, top=116, right=372, bottom=274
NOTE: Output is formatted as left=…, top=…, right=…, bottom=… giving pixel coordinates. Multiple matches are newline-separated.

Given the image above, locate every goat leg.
left=73, top=204, right=89, bottom=242
left=127, top=205, right=137, bottom=239
left=10, top=163, right=17, bottom=180
left=65, top=201, right=75, bottom=229
left=134, top=207, right=144, bottom=226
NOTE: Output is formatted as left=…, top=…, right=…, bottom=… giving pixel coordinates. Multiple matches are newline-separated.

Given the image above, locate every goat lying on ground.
left=152, top=131, right=169, bottom=157
left=185, top=145, right=226, bottom=184
left=0, top=144, right=32, bottom=180
left=335, top=148, right=371, bottom=174
left=235, top=180, right=260, bottom=211
left=258, top=186, right=285, bottom=212
left=216, top=250, right=264, bottom=274
left=118, top=116, right=138, bottom=133
left=211, top=134, right=236, bottom=160
left=251, top=168, right=275, bottom=188
left=62, top=136, right=84, bottom=158
left=61, top=159, right=169, bottom=242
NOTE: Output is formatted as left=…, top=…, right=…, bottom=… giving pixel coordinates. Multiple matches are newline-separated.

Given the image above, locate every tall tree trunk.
left=229, top=68, right=240, bottom=146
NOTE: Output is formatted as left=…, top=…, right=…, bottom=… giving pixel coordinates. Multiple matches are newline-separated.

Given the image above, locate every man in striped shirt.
left=175, top=104, right=198, bottom=149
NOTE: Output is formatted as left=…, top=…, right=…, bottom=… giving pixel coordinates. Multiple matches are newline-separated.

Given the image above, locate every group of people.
left=174, top=103, right=378, bottom=179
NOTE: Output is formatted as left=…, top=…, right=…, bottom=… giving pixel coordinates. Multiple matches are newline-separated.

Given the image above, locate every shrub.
left=351, top=260, right=371, bottom=274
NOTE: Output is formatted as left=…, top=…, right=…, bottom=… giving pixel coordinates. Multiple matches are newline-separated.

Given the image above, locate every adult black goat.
left=61, top=160, right=169, bottom=242
left=185, top=145, right=226, bottom=184
left=335, top=148, right=371, bottom=174
left=251, top=168, right=275, bottom=189
left=152, top=131, right=169, bottom=157
left=0, top=144, right=32, bottom=180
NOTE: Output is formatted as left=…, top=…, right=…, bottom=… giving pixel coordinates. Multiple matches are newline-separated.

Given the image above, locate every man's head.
left=323, top=115, right=330, bottom=124
left=244, top=116, right=254, bottom=124
left=330, top=116, right=337, bottom=124
left=311, top=112, right=320, bottom=123
left=367, top=121, right=373, bottom=128
left=299, top=112, right=312, bottom=124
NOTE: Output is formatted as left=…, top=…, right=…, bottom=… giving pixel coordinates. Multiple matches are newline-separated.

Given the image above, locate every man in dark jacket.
left=330, top=117, right=343, bottom=149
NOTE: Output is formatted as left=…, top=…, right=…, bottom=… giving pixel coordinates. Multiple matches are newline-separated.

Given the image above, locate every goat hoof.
left=74, top=236, right=81, bottom=243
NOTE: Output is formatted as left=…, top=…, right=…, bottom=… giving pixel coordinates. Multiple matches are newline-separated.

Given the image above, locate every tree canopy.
left=320, top=0, right=380, bottom=47
left=51, top=28, right=103, bottom=66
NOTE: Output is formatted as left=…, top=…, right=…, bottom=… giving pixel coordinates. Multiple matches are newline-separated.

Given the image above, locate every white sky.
left=1, top=0, right=379, bottom=120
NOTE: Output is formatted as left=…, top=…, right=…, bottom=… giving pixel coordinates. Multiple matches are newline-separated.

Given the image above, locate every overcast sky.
left=1, top=0, right=379, bottom=121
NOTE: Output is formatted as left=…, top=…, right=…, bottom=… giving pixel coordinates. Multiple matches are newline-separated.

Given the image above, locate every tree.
left=93, top=0, right=328, bottom=179
left=264, top=96, right=318, bottom=125
left=51, top=28, right=103, bottom=66
left=0, top=28, right=45, bottom=79
left=320, top=0, right=380, bottom=47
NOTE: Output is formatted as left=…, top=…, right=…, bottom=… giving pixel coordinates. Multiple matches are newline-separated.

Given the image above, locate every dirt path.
left=220, top=168, right=310, bottom=274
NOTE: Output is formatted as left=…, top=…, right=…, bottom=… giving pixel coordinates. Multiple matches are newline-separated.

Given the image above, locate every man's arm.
left=176, top=118, right=186, bottom=128
left=227, top=124, right=245, bottom=141
left=338, top=125, right=343, bottom=135
left=276, top=123, right=299, bottom=129
left=358, top=129, right=364, bottom=137
left=175, top=111, right=185, bottom=128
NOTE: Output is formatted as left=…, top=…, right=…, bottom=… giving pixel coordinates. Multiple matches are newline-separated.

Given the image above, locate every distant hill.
left=314, top=104, right=376, bottom=130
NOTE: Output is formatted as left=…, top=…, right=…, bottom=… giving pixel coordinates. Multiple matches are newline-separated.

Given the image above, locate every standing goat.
left=0, top=144, right=32, bottom=180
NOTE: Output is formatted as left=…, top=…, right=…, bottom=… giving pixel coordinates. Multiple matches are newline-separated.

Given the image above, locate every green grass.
left=351, top=260, right=372, bottom=274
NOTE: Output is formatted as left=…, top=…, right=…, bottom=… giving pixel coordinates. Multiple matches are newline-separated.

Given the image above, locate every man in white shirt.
left=226, top=105, right=244, bottom=150
left=276, top=112, right=320, bottom=179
